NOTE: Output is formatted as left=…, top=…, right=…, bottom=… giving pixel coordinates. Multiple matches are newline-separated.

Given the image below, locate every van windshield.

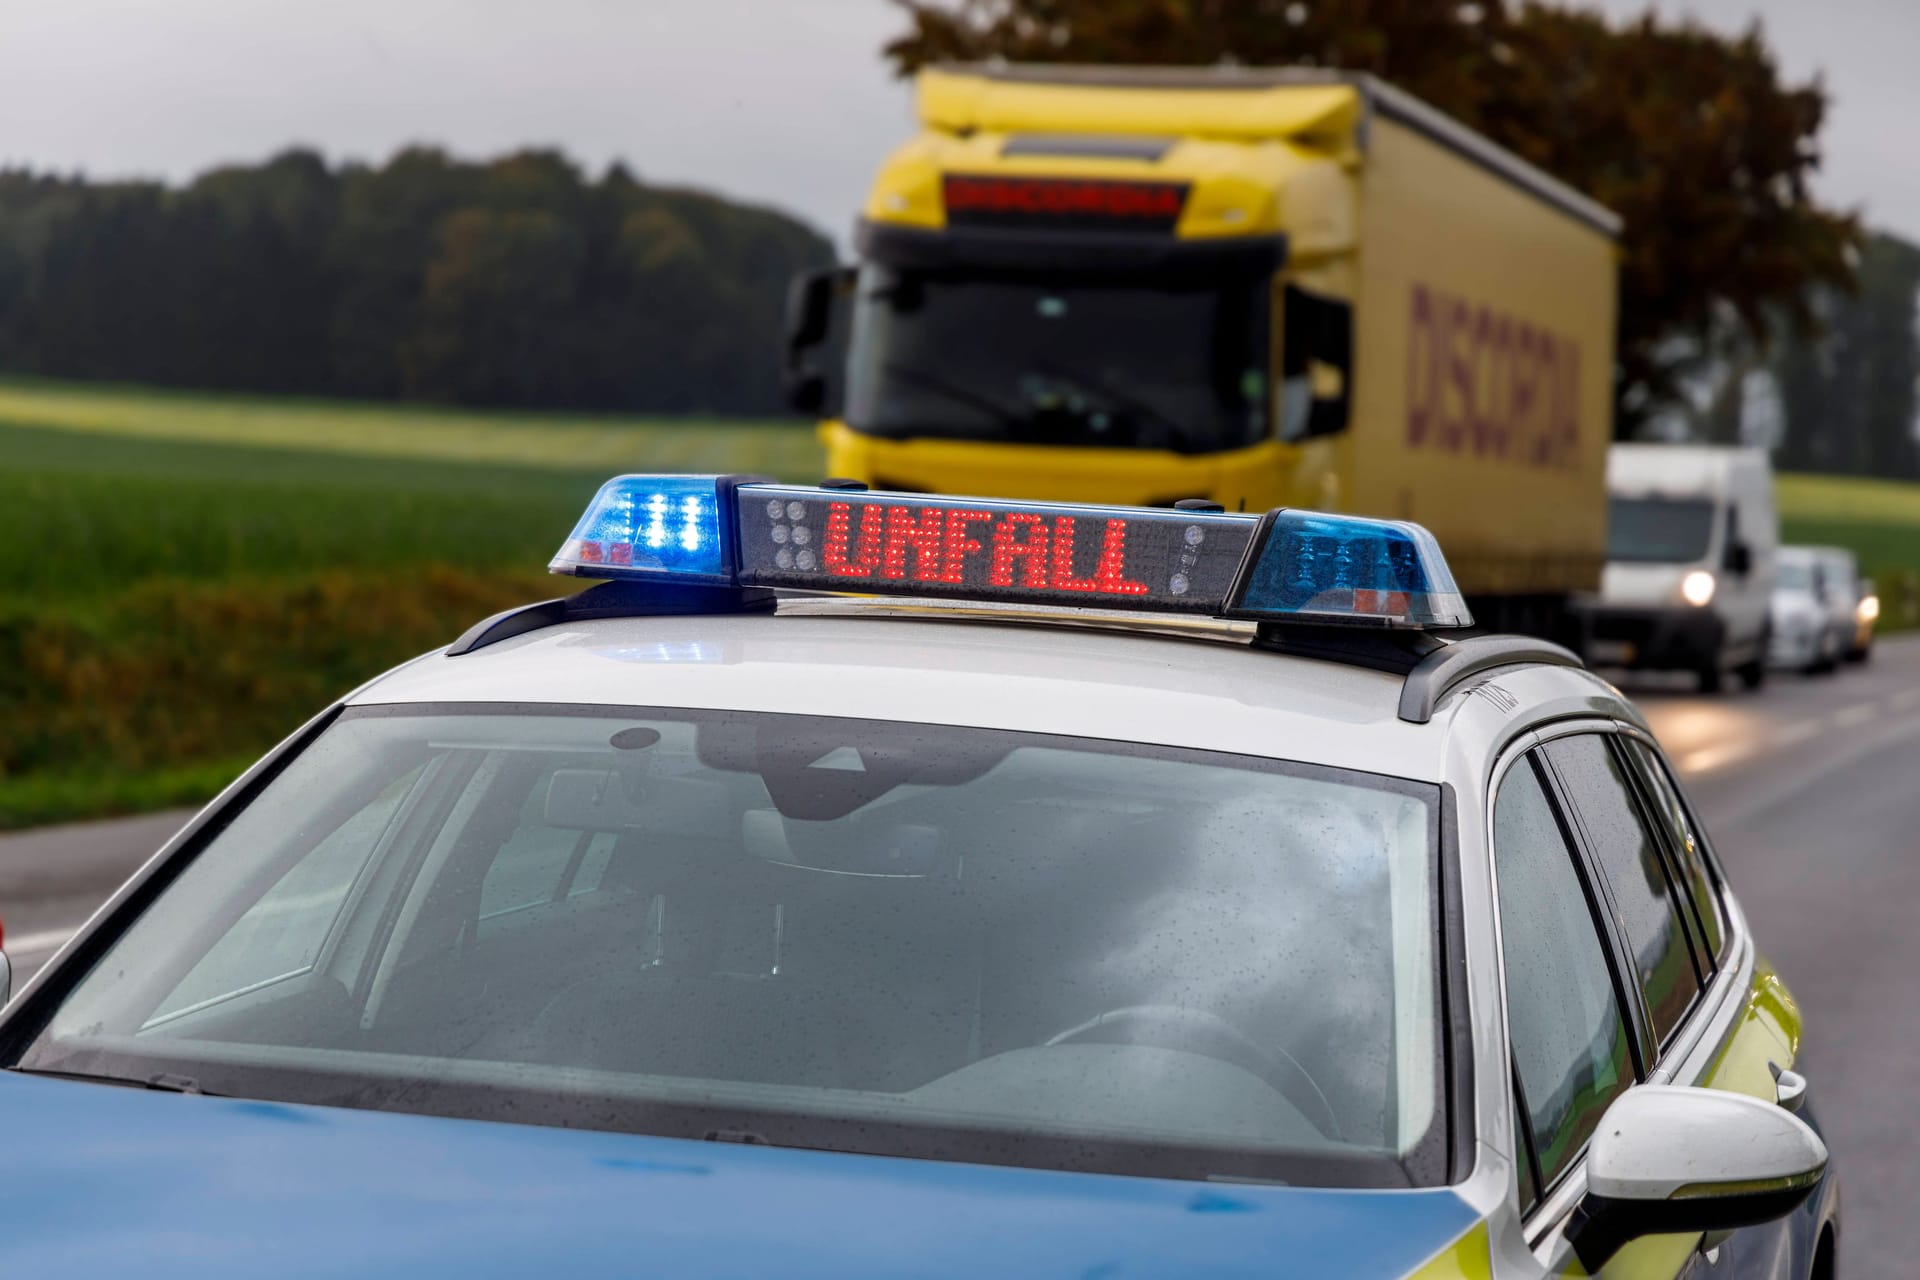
left=16, top=705, right=1448, bottom=1188
left=1608, top=497, right=1716, bottom=564
left=844, top=264, right=1269, bottom=454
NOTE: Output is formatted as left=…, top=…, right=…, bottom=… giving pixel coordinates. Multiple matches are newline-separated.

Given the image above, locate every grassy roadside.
left=0, top=565, right=565, bottom=829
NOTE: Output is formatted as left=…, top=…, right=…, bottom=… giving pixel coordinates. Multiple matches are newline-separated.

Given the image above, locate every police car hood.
left=0, top=1072, right=1481, bottom=1278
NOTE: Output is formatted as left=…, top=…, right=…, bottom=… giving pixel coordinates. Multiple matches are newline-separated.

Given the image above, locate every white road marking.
left=1830, top=702, right=1882, bottom=730
left=1679, top=741, right=1757, bottom=774
left=1675, top=702, right=1891, bottom=776
left=1773, top=720, right=1822, bottom=747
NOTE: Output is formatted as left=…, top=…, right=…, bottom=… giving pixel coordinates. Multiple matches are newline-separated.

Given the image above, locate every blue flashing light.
left=549, top=475, right=731, bottom=583
left=1230, top=511, right=1472, bottom=629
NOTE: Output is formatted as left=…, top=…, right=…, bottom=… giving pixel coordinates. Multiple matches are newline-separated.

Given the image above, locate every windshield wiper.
left=11, top=1065, right=220, bottom=1095
left=1033, top=359, right=1190, bottom=451
left=882, top=360, right=1028, bottom=433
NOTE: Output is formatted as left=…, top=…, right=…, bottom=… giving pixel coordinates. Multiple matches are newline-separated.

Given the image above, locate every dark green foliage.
left=0, top=148, right=833, bottom=414
left=0, top=566, right=558, bottom=828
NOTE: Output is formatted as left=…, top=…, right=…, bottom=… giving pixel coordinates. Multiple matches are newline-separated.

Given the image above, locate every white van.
left=1583, top=444, right=1778, bottom=692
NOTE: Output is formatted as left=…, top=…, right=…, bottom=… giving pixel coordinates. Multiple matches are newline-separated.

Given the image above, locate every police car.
left=0, top=478, right=1836, bottom=1279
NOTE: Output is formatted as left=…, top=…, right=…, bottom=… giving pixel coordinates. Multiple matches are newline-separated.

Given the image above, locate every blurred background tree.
left=885, top=0, right=1864, bottom=439
left=1772, top=233, right=1920, bottom=479
left=0, top=148, right=831, bottom=415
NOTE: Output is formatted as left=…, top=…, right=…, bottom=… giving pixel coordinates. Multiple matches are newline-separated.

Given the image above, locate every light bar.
left=1227, top=511, right=1472, bottom=628
left=551, top=475, right=731, bottom=584
left=549, top=476, right=1472, bottom=629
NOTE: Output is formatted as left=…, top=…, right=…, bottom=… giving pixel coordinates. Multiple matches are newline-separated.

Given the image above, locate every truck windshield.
left=844, top=264, right=1269, bottom=454
left=15, top=704, right=1447, bottom=1188
left=1608, top=496, right=1717, bottom=563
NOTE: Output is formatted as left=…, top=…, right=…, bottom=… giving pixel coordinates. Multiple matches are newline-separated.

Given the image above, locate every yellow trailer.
left=785, top=64, right=1620, bottom=637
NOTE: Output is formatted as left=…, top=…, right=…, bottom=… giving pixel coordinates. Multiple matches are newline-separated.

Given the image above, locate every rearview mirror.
left=1724, top=541, right=1753, bottom=576
left=1566, top=1085, right=1827, bottom=1272
left=0, top=950, right=10, bottom=1004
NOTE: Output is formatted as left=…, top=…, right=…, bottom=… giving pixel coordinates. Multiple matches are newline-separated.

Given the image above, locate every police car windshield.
left=844, top=264, right=1270, bottom=455
left=18, top=704, right=1447, bottom=1187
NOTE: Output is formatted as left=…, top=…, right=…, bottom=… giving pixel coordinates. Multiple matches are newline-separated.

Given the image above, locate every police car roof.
left=348, top=597, right=1623, bottom=785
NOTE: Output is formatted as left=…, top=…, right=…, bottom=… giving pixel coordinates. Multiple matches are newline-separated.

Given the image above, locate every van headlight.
left=1681, top=570, right=1717, bottom=607
left=1858, top=594, right=1881, bottom=623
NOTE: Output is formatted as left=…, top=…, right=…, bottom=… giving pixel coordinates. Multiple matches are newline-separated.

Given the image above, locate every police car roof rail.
left=1396, top=635, right=1585, bottom=725
left=446, top=581, right=774, bottom=657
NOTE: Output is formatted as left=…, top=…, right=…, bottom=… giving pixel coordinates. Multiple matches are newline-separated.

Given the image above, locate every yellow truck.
left=784, top=63, right=1621, bottom=639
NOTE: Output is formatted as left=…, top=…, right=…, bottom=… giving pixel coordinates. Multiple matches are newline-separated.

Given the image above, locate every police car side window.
left=1494, top=754, right=1635, bottom=1194
left=1621, top=738, right=1726, bottom=963
left=1543, top=734, right=1703, bottom=1045
left=151, top=765, right=419, bottom=1019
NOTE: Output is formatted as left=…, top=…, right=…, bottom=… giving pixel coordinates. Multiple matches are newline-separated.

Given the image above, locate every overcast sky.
left=3, top=0, right=1915, bottom=248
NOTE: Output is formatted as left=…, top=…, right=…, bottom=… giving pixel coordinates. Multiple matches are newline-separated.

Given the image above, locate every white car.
left=0, top=478, right=1837, bottom=1279
left=1769, top=547, right=1848, bottom=674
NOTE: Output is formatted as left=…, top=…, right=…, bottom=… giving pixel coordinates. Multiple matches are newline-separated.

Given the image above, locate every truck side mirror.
left=785, top=268, right=840, bottom=352
left=1564, top=1085, right=1827, bottom=1272
left=787, top=371, right=828, bottom=415
left=783, top=266, right=852, bottom=414
left=1724, top=541, right=1753, bottom=576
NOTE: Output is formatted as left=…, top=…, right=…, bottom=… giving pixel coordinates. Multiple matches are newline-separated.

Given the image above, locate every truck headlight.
left=1858, top=594, right=1880, bottom=623
left=1681, top=570, right=1717, bottom=607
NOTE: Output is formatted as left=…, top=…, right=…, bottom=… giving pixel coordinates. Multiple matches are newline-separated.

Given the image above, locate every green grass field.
left=1777, top=473, right=1920, bottom=625
left=0, top=379, right=823, bottom=828
left=4, top=375, right=1919, bottom=828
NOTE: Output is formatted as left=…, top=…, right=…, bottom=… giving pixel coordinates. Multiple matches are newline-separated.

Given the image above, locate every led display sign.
left=942, top=175, right=1188, bottom=233
left=736, top=490, right=1258, bottom=613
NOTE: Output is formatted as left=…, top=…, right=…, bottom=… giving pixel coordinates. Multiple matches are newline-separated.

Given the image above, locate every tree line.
left=0, top=148, right=833, bottom=414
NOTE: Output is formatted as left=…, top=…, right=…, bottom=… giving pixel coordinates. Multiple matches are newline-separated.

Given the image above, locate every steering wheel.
left=1044, top=1004, right=1344, bottom=1141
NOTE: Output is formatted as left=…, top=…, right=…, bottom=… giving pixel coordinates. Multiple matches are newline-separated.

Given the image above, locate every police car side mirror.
left=1565, top=1085, right=1827, bottom=1272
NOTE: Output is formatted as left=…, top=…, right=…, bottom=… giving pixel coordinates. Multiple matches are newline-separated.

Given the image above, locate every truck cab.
left=789, top=65, right=1364, bottom=512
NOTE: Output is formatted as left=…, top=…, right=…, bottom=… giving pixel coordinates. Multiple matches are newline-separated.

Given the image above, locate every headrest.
left=545, top=770, right=731, bottom=841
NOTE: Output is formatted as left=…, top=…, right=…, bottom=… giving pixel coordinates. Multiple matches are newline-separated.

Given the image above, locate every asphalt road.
left=1627, top=636, right=1920, bottom=1277
left=2, top=639, right=1917, bottom=1271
